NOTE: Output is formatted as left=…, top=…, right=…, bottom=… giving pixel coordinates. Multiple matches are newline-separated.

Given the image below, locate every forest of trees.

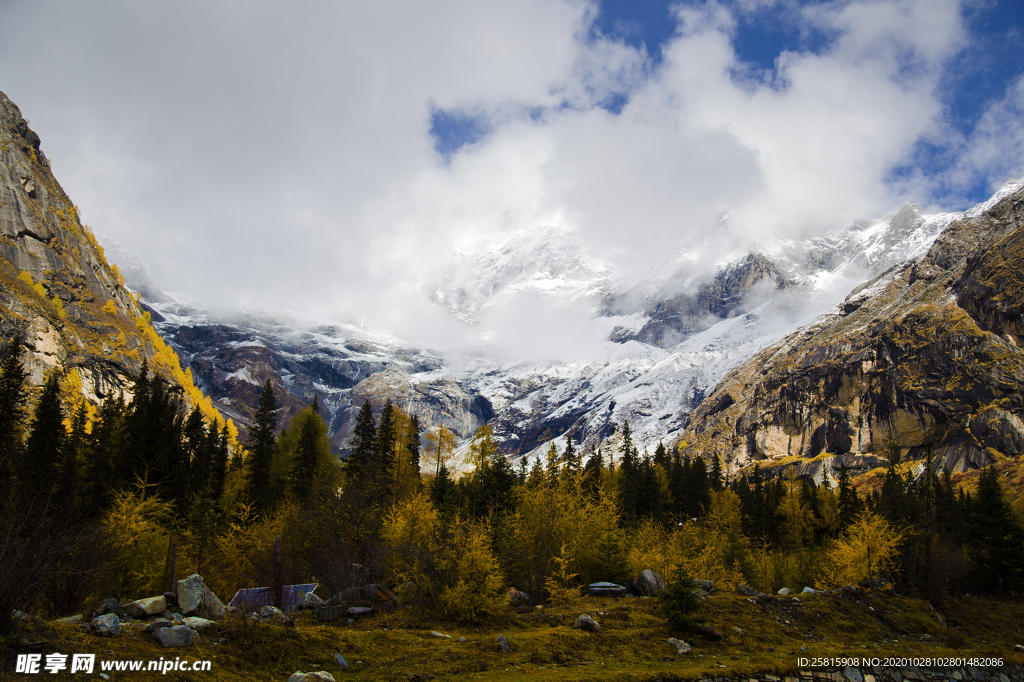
left=1, top=332, right=1023, bottom=634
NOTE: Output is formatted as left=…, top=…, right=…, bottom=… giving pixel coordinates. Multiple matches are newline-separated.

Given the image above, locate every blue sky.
left=431, top=0, right=1024, bottom=208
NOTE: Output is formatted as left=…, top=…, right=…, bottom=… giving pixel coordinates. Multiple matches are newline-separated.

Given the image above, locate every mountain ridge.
left=675, top=180, right=1024, bottom=483
left=110, top=178, right=1012, bottom=468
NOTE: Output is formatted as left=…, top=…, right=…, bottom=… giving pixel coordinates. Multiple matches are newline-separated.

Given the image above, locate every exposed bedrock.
left=677, top=186, right=1024, bottom=477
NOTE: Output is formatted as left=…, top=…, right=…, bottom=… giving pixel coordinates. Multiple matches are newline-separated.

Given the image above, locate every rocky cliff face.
left=676, top=182, right=1024, bottom=482
left=0, top=92, right=222, bottom=426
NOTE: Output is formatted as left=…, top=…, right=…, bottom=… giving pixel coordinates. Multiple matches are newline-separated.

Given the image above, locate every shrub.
left=660, top=562, right=706, bottom=634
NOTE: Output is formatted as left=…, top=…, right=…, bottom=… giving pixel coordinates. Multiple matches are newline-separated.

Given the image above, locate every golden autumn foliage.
left=206, top=501, right=287, bottom=600
left=101, top=484, right=175, bottom=599
left=383, top=492, right=505, bottom=622
left=543, top=542, right=582, bottom=605
left=675, top=490, right=748, bottom=590
left=626, top=516, right=684, bottom=582
left=505, top=475, right=622, bottom=598
left=818, top=511, right=904, bottom=588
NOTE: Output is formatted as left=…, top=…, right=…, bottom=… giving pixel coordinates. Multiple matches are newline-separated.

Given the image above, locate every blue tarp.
left=228, top=583, right=318, bottom=613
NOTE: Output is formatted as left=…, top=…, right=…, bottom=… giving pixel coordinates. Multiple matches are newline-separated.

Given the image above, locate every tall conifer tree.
left=968, top=466, right=1024, bottom=591
left=347, top=400, right=376, bottom=485
left=22, top=371, right=65, bottom=493
left=619, top=421, right=640, bottom=520
left=0, top=334, right=28, bottom=487
left=247, top=379, right=278, bottom=513
left=211, top=424, right=230, bottom=501
left=372, top=398, right=397, bottom=496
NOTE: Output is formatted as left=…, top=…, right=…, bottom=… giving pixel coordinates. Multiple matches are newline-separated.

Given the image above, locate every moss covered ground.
left=3, top=590, right=1022, bottom=681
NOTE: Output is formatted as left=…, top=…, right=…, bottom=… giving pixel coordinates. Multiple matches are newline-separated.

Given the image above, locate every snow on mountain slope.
left=104, top=180, right=1022, bottom=469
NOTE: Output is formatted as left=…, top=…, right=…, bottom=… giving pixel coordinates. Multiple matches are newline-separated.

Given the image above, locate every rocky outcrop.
left=634, top=253, right=793, bottom=347
left=175, top=574, right=226, bottom=619
left=677, top=185, right=1024, bottom=479
left=0, top=91, right=222, bottom=424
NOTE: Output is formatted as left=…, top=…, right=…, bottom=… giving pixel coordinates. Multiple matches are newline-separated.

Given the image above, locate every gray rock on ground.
left=156, top=624, right=196, bottom=647
left=693, top=579, right=715, bottom=595
left=586, top=582, right=628, bottom=598
left=94, top=598, right=123, bottom=618
left=508, top=586, right=533, bottom=607
left=667, top=637, right=692, bottom=654
left=334, top=654, right=350, bottom=670
left=123, top=596, right=167, bottom=619
left=145, top=619, right=174, bottom=634
left=497, top=634, right=511, bottom=653
left=288, top=672, right=336, bottom=682
left=183, top=616, right=216, bottom=632
left=635, top=570, right=667, bottom=595
left=175, top=574, right=226, bottom=619
left=573, top=614, right=601, bottom=633
left=300, top=591, right=325, bottom=610
left=54, top=614, right=84, bottom=624
left=347, top=607, right=372, bottom=620
left=255, top=605, right=294, bottom=627
left=777, top=587, right=791, bottom=595
left=91, top=613, right=120, bottom=637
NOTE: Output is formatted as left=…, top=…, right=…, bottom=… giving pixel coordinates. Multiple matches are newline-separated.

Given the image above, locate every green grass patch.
left=3, top=591, right=1022, bottom=681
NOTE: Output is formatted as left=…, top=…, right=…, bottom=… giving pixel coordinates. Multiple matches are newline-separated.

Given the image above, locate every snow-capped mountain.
left=109, top=182, right=1021, bottom=470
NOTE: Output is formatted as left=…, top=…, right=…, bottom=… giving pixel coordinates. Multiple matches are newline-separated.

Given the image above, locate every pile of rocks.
left=59, top=574, right=229, bottom=648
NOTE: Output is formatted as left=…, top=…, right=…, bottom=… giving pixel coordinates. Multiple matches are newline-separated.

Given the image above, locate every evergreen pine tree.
left=618, top=421, right=640, bottom=520
left=182, top=407, right=208, bottom=497
left=407, top=415, right=421, bottom=480
left=562, top=436, right=580, bottom=480
left=62, top=400, right=88, bottom=503
left=0, top=334, right=28, bottom=487
left=82, top=393, right=126, bottom=515
left=660, top=562, right=707, bottom=634
left=544, top=441, right=560, bottom=486
left=211, top=424, right=230, bottom=501
left=653, top=441, right=669, bottom=470
left=710, top=454, right=724, bottom=491
left=526, top=456, right=545, bottom=488
left=347, top=400, right=376, bottom=484
left=430, top=461, right=457, bottom=516
left=246, top=379, right=278, bottom=513
left=22, top=371, right=65, bottom=493
left=878, top=446, right=916, bottom=527
left=593, top=527, right=630, bottom=584
left=372, top=398, right=397, bottom=496
left=637, top=454, right=659, bottom=518
left=967, top=466, right=1024, bottom=591
left=292, top=407, right=323, bottom=501
left=689, top=456, right=712, bottom=519
left=583, top=446, right=603, bottom=498
left=669, top=449, right=685, bottom=519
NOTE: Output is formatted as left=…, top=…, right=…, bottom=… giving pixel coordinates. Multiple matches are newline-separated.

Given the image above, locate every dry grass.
left=2, top=591, right=1022, bottom=681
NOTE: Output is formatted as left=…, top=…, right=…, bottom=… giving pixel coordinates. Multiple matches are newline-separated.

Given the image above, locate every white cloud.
left=0, top=0, right=1011, bottom=357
